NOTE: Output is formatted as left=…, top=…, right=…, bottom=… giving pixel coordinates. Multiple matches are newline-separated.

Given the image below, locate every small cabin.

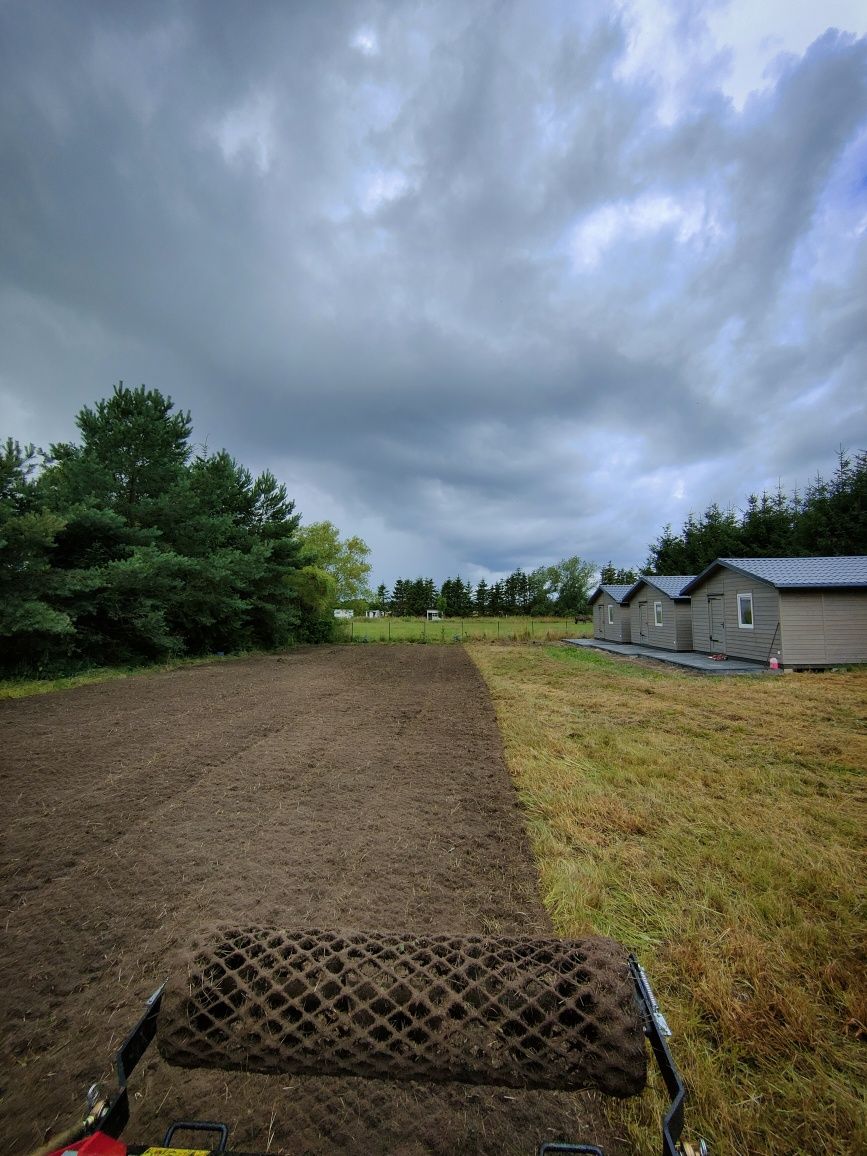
left=426, top=609, right=443, bottom=621
left=624, top=575, right=695, bottom=651
left=588, top=584, right=633, bottom=643
left=682, top=557, right=867, bottom=667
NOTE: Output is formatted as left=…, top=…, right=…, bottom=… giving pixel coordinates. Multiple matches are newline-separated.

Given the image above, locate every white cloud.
left=707, top=0, right=867, bottom=107
left=352, top=28, right=379, bottom=56
left=209, top=93, right=275, bottom=174
left=361, top=169, right=412, bottom=213
left=570, top=194, right=720, bottom=268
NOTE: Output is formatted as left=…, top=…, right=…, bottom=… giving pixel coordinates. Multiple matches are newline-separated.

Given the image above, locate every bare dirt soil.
left=0, top=646, right=623, bottom=1155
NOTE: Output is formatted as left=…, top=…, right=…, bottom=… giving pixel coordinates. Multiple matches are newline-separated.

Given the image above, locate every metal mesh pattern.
left=158, top=927, right=646, bottom=1097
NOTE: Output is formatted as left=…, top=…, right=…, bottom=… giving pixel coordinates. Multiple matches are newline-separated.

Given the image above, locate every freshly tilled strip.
left=157, top=926, right=647, bottom=1097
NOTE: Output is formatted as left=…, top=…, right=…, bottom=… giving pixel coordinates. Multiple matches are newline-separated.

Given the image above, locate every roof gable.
left=624, top=574, right=695, bottom=602
left=589, top=583, right=634, bottom=605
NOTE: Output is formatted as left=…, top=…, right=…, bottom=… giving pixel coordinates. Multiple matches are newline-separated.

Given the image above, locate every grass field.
left=468, top=642, right=867, bottom=1156
left=334, top=615, right=593, bottom=643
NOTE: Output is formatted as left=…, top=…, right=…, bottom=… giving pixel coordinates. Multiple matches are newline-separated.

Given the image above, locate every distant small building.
left=588, top=584, right=633, bottom=643
left=624, top=575, right=695, bottom=651
left=366, top=610, right=384, bottom=618
left=426, top=609, right=443, bottom=621
left=682, top=557, right=867, bottom=667
left=333, top=609, right=353, bottom=620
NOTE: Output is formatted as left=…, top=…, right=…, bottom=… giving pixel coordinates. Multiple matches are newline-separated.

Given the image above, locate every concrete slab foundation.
left=563, top=638, right=777, bottom=675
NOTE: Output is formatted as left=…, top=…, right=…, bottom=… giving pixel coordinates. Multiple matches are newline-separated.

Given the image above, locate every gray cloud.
left=1, top=1, right=865, bottom=585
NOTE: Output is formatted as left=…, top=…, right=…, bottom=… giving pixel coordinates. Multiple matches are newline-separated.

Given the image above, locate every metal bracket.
left=627, top=955, right=688, bottom=1156
left=631, top=958, right=672, bottom=1038
left=100, top=982, right=166, bottom=1139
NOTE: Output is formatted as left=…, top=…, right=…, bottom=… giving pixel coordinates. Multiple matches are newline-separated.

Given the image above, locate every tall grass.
left=467, top=642, right=867, bottom=1156
left=334, top=615, right=592, bottom=643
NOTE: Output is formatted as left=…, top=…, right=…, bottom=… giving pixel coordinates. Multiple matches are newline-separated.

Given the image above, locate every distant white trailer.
left=426, top=609, right=443, bottom=621
left=333, top=609, right=353, bottom=620
left=366, top=610, right=383, bottom=618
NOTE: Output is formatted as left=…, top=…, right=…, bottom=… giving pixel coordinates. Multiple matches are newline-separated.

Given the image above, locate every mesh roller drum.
left=157, top=927, right=647, bottom=1096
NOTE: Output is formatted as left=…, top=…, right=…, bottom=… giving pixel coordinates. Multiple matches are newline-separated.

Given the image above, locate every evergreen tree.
left=0, top=439, right=73, bottom=671
left=474, top=579, right=489, bottom=615
left=391, top=578, right=409, bottom=615
left=1, top=382, right=330, bottom=674
left=488, top=581, right=503, bottom=615
left=600, top=561, right=639, bottom=584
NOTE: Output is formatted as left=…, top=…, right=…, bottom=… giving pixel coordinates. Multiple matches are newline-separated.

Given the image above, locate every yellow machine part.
left=139, top=1148, right=211, bottom=1156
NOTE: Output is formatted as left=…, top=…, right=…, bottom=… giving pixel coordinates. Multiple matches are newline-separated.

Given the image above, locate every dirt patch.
left=0, top=646, right=624, bottom=1154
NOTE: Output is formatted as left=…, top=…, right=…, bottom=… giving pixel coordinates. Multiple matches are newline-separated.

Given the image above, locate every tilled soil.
left=0, top=646, right=623, bottom=1154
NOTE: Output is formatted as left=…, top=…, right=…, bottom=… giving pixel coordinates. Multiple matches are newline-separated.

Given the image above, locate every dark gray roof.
left=589, top=583, right=634, bottom=604
left=682, top=556, right=867, bottom=593
left=624, top=574, right=695, bottom=601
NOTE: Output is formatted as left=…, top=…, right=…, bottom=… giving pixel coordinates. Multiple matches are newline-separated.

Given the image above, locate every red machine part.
left=45, top=1132, right=126, bottom=1156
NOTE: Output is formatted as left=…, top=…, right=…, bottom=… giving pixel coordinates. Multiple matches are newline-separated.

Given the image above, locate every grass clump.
left=468, top=642, right=867, bottom=1156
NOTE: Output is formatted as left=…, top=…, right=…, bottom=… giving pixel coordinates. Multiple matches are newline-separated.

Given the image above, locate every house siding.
left=779, top=590, right=867, bottom=665
left=690, top=571, right=781, bottom=661
left=593, top=597, right=632, bottom=642
left=629, top=586, right=691, bottom=650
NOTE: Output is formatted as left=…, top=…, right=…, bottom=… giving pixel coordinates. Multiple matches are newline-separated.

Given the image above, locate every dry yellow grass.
left=467, top=642, right=867, bottom=1156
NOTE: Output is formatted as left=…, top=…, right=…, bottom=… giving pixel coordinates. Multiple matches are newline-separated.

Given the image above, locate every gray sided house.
left=589, top=584, right=633, bottom=643
left=682, top=557, right=867, bottom=668
left=625, top=575, right=695, bottom=651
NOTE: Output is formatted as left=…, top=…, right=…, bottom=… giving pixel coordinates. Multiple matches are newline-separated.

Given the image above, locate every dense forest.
left=646, top=450, right=867, bottom=574
left=0, top=384, right=338, bottom=677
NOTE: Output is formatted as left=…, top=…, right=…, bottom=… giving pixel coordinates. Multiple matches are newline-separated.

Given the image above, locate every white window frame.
left=654, top=601, right=663, bottom=627
left=737, top=592, right=754, bottom=629
left=607, top=604, right=615, bottom=625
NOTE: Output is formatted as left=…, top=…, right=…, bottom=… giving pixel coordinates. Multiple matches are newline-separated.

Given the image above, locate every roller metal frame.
left=38, top=959, right=705, bottom=1156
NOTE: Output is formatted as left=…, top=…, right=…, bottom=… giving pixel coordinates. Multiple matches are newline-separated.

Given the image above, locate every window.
left=654, top=601, right=663, bottom=626
left=607, top=604, right=615, bottom=624
left=737, top=592, right=754, bottom=629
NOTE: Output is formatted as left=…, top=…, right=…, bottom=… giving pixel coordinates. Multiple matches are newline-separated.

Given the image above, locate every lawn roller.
left=33, top=926, right=706, bottom=1156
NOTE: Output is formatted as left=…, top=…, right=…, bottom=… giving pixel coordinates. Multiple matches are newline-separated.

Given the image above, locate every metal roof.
left=681, top=556, right=867, bottom=593
left=624, top=575, right=695, bottom=601
left=589, top=583, right=634, bottom=604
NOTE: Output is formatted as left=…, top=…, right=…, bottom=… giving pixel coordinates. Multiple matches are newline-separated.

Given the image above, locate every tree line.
left=646, top=449, right=867, bottom=574
left=374, top=556, right=606, bottom=618
left=4, top=382, right=863, bottom=678
left=0, top=384, right=347, bottom=677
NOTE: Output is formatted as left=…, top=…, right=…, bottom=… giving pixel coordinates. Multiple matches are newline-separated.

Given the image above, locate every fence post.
left=351, top=620, right=354, bottom=641
left=388, top=619, right=391, bottom=641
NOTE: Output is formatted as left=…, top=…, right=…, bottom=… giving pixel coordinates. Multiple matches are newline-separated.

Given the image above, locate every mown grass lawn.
left=468, top=642, right=866, bottom=1156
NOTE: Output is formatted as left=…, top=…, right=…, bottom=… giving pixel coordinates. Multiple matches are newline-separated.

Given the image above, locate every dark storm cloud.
left=1, top=1, right=865, bottom=583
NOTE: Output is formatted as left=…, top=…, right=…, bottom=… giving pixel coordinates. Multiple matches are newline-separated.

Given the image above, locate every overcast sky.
left=2, top=1, right=866, bottom=587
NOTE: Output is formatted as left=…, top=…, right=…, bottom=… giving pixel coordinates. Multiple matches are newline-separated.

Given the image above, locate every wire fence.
left=333, top=616, right=593, bottom=644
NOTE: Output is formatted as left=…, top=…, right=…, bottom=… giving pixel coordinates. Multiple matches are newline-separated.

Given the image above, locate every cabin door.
left=638, top=600, right=648, bottom=640
left=708, top=595, right=725, bottom=649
